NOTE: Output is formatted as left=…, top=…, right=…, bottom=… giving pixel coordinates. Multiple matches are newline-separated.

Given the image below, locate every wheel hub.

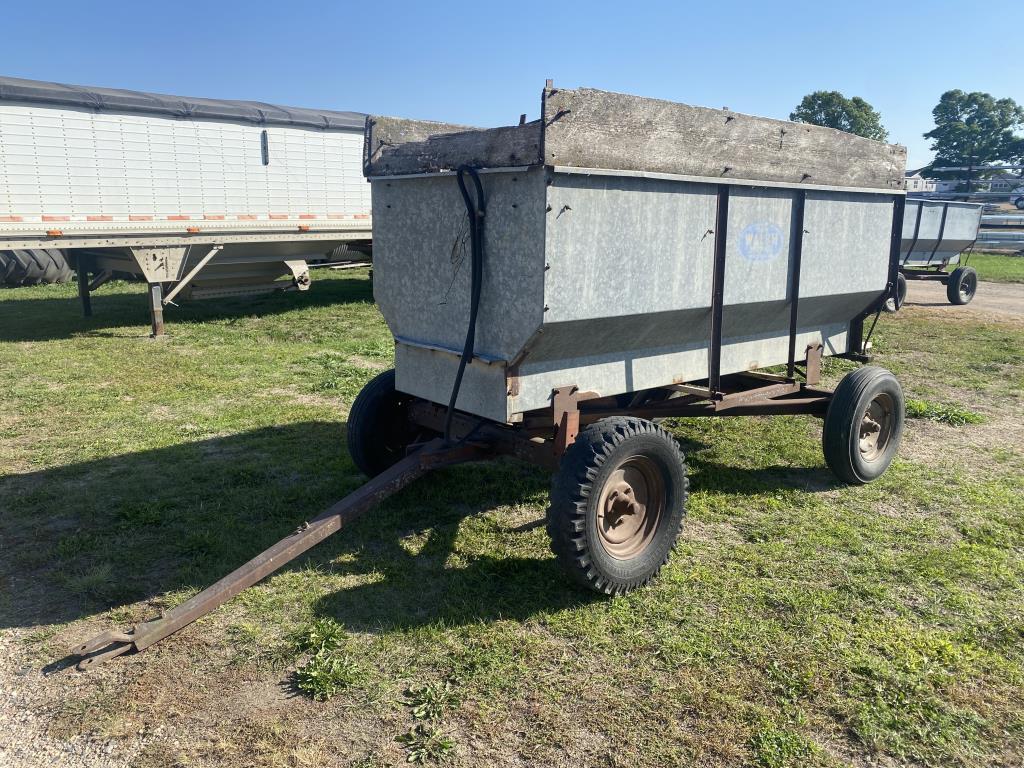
left=960, top=273, right=975, bottom=299
left=859, top=394, right=894, bottom=462
left=596, top=457, right=666, bottom=559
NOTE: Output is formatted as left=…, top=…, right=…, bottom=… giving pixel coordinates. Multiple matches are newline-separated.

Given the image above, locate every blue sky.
left=2, top=0, right=1018, bottom=169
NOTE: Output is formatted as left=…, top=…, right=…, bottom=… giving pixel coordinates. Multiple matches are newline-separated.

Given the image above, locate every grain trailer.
left=0, top=76, right=371, bottom=334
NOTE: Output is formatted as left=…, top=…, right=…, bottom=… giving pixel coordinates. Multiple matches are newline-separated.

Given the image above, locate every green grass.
left=295, top=647, right=363, bottom=701
left=905, top=399, right=986, bottom=426
left=2, top=270, right=1023, bottom=767
left=967, top=251, right=1024, bottom=283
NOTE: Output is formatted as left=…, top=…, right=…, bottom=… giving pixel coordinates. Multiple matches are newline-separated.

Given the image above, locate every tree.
left=924, top=90, right=1024, bottom=172
left=790, top=91, right=888, bottom=141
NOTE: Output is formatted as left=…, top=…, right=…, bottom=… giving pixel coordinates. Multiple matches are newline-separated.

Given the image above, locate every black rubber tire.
left=884, top=272, right=908, bottom=313
left=946, top=266, right=977, bottom=305
left=822, top=366, right=904, bottom=485
left=346, top=369, right=420, bottom=477
left=0, top=249, right=72, bottom=287
left=547, top=417, right=688, bottom=595
left=1015, top=197, right=1024, bottom=210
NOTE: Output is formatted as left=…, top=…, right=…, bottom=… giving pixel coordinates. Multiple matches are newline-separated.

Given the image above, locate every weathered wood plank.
left=543, top=87, right=907, bottom=190
left=364, top=116, right=542, bottom=176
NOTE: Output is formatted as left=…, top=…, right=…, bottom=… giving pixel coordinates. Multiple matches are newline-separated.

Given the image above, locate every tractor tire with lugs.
left=547, top=417, right=688, bottom=595
left=0, top=249, right=72, bottom=287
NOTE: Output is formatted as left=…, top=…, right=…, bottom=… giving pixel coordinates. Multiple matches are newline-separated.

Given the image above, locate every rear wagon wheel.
left=822, top=366, right=904, bottom=484
left=547, top=417, right=688, bottom=595
left=884, top=272, right=908, bottom=312
left=946, top=266, right=977, bottom=305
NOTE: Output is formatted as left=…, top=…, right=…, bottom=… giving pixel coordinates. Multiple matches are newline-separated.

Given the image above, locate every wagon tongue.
left=70, top=439, right=484, bottom=670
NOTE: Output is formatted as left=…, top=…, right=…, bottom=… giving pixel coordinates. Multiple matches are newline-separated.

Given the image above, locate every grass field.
left=1, top=270, right=1023, bottom=767
left=967, top=251, right=1024, bottom=283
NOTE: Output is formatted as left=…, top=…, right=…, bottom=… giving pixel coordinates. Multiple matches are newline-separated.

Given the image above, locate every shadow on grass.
left=0, top=420, right=592, bottom=638
left=0, top=274, right=373, bottom=342
left=0, top=418, right=837, bottom=644
left=904, top=300, right=955, bottom=309
left=689, top=458, right=841, bottom=495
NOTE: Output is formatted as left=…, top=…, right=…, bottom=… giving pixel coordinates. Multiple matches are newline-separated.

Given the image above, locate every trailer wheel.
left=884, top=272, right=908, bottom=312
left=822, top=366, right=904, bottom=484
left=0, top=249, right=72, bottom=287
left=547, top=417, right=688, bottom=595
left=346, top=369, right=420, bottom=477
left=946, top=266, right=977, bottom=305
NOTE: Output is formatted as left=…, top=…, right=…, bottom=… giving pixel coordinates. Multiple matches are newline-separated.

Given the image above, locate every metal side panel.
left=370, top=168, right=547, bottom=364
left=799, top=192, right=892, bottom=300
left=394, top=343, right=511, bottom=424
left=543, top=172, right=717, bottom=323
left=514, top=325, right=847, bottom=415
left=901, top=200, right=982, bottom=267
left=501, top=175, right=891, bottom=415
left=0, top=104, right=370, bottom=220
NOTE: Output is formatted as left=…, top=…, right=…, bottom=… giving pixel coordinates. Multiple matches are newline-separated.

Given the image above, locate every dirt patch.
left=904, top=280, right=1024, bottom=324
left=347, top=355, right=389, bottom=371
left=901, top=412, right=1024, bottom=478
left=260, top=386, right=348, bottom=410
left=0, top=630, right=143, bottom=768
left=0, top=620, right=399, bottom=768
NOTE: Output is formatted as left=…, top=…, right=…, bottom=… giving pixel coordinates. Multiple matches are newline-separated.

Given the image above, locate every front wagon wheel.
left=822, top=366, right=905, bottom=484
left=547, top=417, right=689, bottom=595
left=346, top=368, right=421, bottom=477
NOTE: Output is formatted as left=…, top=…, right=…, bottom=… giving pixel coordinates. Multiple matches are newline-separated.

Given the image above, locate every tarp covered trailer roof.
left=0, top=75, right=366, bottom=132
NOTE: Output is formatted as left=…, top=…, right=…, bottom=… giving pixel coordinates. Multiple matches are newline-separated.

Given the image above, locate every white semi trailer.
left=0, top=76, right=371, bottom=334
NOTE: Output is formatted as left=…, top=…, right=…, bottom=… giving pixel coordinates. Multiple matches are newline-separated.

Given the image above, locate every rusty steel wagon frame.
left=72, top=183, right=906, bottom=670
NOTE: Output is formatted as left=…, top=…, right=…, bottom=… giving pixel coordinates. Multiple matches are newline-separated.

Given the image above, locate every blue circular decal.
left=738, top=222, right=785, bottom=262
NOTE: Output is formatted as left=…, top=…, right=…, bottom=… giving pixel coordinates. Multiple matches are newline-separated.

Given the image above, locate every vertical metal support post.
left=77, top=254, right=92, bottom=317
left=148, top=283, right=165, bottom=337
left=708, top=185, right=730, bottom=395
left=888, top=195, right=907, bottom=302
left=786, top=190, right=807, bottom=379
left=852, top=194, right=906, bottom=356
left=900, top=200, right=923, bottom=266
left=926, top=201, right=950, bottom=264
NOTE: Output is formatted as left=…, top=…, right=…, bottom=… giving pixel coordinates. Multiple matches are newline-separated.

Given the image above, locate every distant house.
left=904, top=170, right=937, bottom=193
left=984, top=177, right=1019, bottom=192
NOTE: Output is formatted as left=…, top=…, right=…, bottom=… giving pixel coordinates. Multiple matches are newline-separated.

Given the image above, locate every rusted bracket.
left=805, top=343, right=823, bottom=386
left=552, top=386, right=581, bottom=457
left=71, top=438, right=482, bottom=670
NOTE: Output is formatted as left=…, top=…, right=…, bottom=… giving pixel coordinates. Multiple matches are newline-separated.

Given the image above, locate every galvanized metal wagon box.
left=895, top=199, right=983, bottom=306
left=365, top=85, right=908, bottom=423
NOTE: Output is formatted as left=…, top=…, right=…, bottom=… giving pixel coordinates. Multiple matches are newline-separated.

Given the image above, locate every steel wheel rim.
left=960, top=272, right=976, bottom=299
left=859, top=393, right=895, bottom=462
left=596, top=455, right=666, bottom=559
